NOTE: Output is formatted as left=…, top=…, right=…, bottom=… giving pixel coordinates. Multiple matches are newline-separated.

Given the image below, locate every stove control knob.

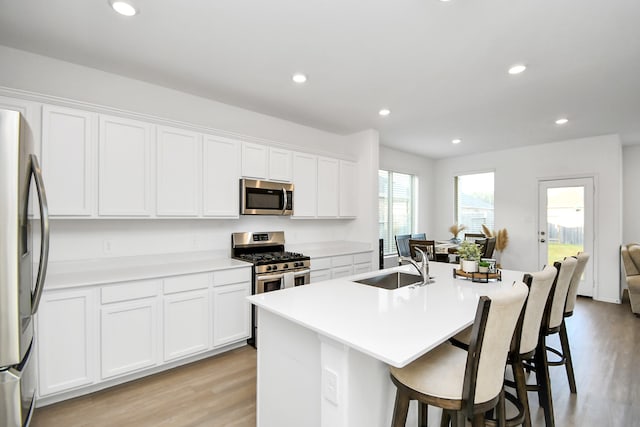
left=283, top=264, right=289, bottom=269
left=266, top=265, right=272, bottom=271
left=295, top=262, right=301, bottom=267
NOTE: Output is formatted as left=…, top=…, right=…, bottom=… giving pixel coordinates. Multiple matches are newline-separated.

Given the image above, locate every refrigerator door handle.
left=30, top=154, right=49, bottom=315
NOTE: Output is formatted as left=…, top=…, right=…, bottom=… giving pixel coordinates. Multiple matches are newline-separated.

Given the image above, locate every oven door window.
left=258, top=277, right=283, bottom=293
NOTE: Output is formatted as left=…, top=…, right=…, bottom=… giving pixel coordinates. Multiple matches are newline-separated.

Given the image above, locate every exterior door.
left=538, top=178, right=594, bottom=296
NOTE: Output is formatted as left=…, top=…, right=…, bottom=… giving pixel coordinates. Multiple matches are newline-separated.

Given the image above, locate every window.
left=379, top=170, right=417, bottom=255
left=455, top=172, right=494, bottom=234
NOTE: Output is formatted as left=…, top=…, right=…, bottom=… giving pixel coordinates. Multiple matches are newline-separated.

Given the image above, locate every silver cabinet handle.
left=30, top=154, right=49, bottom=315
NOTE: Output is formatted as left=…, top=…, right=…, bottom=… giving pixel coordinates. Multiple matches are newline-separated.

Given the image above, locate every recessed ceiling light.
left=378, top=109, right=391, bottom=117
left=292, top=73, right=307, bottom=84
left=555, top=118, right=569, bottom=125
left=452, top=139, right=462, bottom=144
left=110, top=1, right=137, bottom=16
left=508, top=64, right=527, bottom=75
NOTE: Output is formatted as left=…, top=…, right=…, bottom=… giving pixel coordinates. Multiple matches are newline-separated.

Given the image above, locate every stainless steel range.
left=231, top=231, right=310, bottom=346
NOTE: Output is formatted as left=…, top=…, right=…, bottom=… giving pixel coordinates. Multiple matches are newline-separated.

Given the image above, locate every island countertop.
left=247, top=262, right=524, bottom=368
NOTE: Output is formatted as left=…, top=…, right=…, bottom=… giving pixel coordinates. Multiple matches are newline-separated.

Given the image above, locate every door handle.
left=540, top=239, right=546, bottom=243
left=281, top=187, right=287, bottom=215
left=30, top=154, right=49, bottom=315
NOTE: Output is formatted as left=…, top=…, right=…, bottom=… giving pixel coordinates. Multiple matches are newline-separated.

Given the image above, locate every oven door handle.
left=293, top=268, right=310, bottom=277
left=256, top=273, right=283, bottom=281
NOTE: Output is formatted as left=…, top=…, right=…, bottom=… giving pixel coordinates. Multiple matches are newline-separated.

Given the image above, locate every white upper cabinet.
left=202, top=135, right=241, bottom=217
left=317, top=157, right=340, bottom=217
left=99, top=115, right=152, bottom=216
left=339, top=160, right=358, bottom=218
left=268, top=147, right=292, bottom=182
left=156, top=126, right=200, bottom=216
left=291, top=152, right=317, bottom=218
left=241, top=141, right=268, bottom=179
left=41, top=105, right=94, bottom=216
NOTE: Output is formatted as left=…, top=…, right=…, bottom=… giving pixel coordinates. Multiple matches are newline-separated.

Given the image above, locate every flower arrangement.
left=457, top=240, right=482, bottom=261
left=448, top=224, right=467, bottom=243
left=481, top=224, right=509, bottom=267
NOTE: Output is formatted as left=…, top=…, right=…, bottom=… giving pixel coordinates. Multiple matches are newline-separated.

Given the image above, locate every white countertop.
left=287, top=240, right=372, bottom=258
left=247, top=262, right=524, bottom=368
left=45, top=251, right=252, bottom=290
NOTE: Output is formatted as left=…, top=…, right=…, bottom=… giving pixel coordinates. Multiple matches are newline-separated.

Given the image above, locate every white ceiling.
left=1, top=0, right=639, bottom=158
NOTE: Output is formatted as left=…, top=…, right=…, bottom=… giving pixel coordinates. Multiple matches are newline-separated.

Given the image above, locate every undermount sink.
left=354, top=272, right=425, bottom=290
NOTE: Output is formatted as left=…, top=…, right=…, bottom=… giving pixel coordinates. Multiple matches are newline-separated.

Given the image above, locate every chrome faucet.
left=400, top=248, right=430, bottom=285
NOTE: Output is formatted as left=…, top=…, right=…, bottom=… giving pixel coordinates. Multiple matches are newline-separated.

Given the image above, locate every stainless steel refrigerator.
left=0, top=108, right=50, bottom=427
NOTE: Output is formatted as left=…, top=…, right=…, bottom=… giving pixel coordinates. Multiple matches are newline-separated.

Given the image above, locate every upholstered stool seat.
left=390, top=282, right=528, bottom=427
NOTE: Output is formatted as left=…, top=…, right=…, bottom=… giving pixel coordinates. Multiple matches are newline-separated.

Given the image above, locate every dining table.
left=247, top=261, right=525, bottom=427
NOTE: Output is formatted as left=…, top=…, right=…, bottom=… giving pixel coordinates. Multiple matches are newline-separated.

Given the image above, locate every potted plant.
left=458, top=240, right=481, bottom=273
left=478, top=260, right=490, bottom=273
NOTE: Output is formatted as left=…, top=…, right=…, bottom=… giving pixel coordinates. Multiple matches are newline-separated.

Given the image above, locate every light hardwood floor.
left=31, top=295, right=639, bottom=427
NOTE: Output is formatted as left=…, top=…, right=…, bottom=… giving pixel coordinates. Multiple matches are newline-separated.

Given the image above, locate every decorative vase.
left=450, top=237, right=461, bottom=244
left=462, top=260, right=478, bottom=273
left=479, top=266, right=489, bottom=273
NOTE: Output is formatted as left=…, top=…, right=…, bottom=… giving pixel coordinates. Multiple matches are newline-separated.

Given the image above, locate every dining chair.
left=395, top=235, right=411, bottom=265
left=482, top=237, right=496, bottom=259
left=450, top=265, right=557, bottom=427
left=411, top=233, right=427, bottom=240
left=408, top=239, right=436, bottom=261
left=389, top=281, right=528, bottom=427
left=546, top=252, right=589, bottom=394
left=464, top=233, right=486, bottom=242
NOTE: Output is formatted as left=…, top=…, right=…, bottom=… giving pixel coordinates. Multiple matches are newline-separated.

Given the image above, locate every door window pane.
left=546, top=186, right=584, bottom=265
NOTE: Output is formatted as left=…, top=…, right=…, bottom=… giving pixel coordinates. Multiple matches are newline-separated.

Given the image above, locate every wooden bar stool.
left=389, top=281, right=528, bottom=427
left=450, top=265, right=557, bottom=427
left=547, top=252, right=589, bottom=393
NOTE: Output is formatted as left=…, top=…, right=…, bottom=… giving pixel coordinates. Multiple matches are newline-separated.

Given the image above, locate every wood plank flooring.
left=30, top=295, right=639, bottom=427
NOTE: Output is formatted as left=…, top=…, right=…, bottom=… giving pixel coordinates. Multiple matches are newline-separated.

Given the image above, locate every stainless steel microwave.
left=240, top=179, right=294, bottom=215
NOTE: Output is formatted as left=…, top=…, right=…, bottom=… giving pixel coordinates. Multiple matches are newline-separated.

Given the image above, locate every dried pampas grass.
left=449, top=224, right=467, bottom=237
left=481, top=225, right=509, bottom=252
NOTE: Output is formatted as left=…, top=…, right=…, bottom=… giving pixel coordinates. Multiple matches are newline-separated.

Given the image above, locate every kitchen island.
left=247, top=261, right=524, bottom=427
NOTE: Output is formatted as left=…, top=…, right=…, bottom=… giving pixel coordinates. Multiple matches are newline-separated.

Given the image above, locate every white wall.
left=623, top=145, right=640, bottom=244
left=0, top=46, right=379, bottom=262
left=433, top=134, right=623, bottom=303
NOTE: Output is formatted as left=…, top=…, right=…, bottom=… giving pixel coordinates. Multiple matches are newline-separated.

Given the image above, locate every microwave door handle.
left=281, top=186, right=287, bottom=215
left=30, top=154, right=50, bottom=315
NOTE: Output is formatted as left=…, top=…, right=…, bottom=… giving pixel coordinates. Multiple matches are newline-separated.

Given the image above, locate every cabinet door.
left=291, top=152, right=317, bottom=218
left=268, top=147, right=292, bottom=182
left=310, top=270, right=331, bottom=283
left=41, top=105, right=94, bottom=216
left=203, top=135, right=241, bottom=217
left=339, top=160, right=358, bottom=218
left=37, top=289, right=97, bottom=396
left=101, top=298, right=158, bottom=379
left=212, top=282, right=251, bottom=347
left=163, top=290, right=210, bottom=361
left=156, top=126, right=200, bottom=216
left=99, top=115, right=152, bottom=216
left=354, top=263, right=372, bottom=275
left=331, top=265, right=353, bottom=279
left=317, top=157, right=339, bottom=217
left=241, top=141, right=268, bottom=179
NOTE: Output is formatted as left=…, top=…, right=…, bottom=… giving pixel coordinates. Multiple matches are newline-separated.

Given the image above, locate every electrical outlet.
left=103, top=240, right=112, bottom=254
left=322, top=368, right=338, bottom=405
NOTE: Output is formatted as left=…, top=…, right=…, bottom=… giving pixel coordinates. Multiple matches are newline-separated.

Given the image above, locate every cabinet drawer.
left=353, top=252, right=371, bottom=264
left=312, top=257, right=331, bottom=270
left=101, top=280, right=160, bottom=304
left=213, top=268, right=251, bottom=286
left=331, top=265, right=353, bottom=279
left=310, top=270, right=331, bottom=283
left=163, top=273, right=211, bottom=294
left=332, top=255, right=353, bottom=267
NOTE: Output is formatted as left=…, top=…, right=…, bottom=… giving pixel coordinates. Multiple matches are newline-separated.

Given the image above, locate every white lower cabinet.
left=37, top=289, right=97, bottom=397
left=163, top=289, right=210, bottom=361
left=101, top=297, right=159, bottom=379
left=310, top=251, right=374, bottom=283
left=212, top=282, right=251, bottom=347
